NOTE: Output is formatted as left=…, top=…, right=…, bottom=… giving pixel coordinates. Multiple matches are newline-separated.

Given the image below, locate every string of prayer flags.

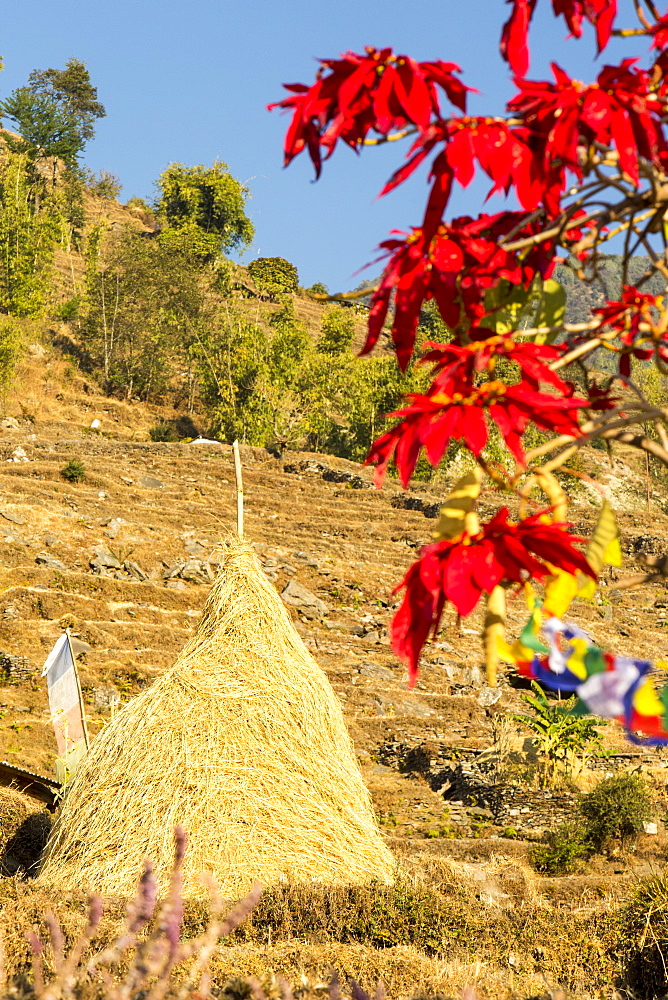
left=502, top=611, right=668, bottom=746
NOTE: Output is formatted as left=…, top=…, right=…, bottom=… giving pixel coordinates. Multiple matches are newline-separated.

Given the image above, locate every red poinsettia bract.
left=500, top=0, right=537, bottom=79
left=650, top=15, right=668, bottom=50
left=509, top=61, right=668, bottom=215
left=362, top=213, right=555, bottom=369
left=594, top=284, right=663, bottom=375
left=366, top=375, right=587, bottom=486
left=391, top=509, right=596, bottom=682
left=267, top=47, right=469, bottom=179
left=381, top=117, right=535, bottom=234
left=423, top=335, right=570, bottom=393
left=500, top=0, right=617, bottom=77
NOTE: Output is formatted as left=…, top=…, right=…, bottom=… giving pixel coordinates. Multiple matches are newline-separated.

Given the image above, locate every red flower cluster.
left=271, top=2, right=668, bottom=688
left=271, top=30, right=666, bottom=242
left=362, top=212, right=555, bottom=369
left=366, top=337, right=587, bottom=485
left=381, top=118, right=530, bottom=236
left=423, top=336, right=568, bottom=390
left=391, top=508, right=596, bottom=681
left=509, top=61, right=668, bottom=215
left=594, top=285, right=664, bottom=375
left=501, top=0, right=617, bottom=77
left=267, top=47, right=468, bottom=178
left=377, top=57, right=667, bottom=236
left=367, top=381, right=587, bottom=486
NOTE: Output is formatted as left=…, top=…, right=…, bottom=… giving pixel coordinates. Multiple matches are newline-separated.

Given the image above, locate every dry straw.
left=38, top=537, right=395, bottom=898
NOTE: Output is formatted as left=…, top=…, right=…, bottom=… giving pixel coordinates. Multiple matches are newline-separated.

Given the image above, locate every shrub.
left=580, top=772, right=652, bottom=851
left=619, top=871, right=668, bottom=998
left=126, top=196, right=151, bottom=211
left=318, top=306, right=355, bottom=355
left=248, top=257, right=299, bottom=300
left=156, top=161, right=254, bottom=256
left=149, top=421, right=179, bottom=442
left=60, top=458, right=86, bottom=483
left=54, top=295, right=81, bottom=321
left=157, top=221, right=222, bottom=262
left=87, top=169, right=122, bottom=199
left=530, top=821, right=590, bottom=875
left=232, top=878, right=462, bottom=953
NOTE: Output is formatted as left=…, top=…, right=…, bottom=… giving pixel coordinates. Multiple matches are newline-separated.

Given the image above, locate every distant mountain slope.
left=557, top=255, right=666, bottom=325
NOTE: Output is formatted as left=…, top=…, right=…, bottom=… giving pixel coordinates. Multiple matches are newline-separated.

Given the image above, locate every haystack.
left=38, top=538, right=395, bottom=897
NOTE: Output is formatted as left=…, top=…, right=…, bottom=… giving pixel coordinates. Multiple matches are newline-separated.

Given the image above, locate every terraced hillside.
left=2, top=344, right=668, bottom=996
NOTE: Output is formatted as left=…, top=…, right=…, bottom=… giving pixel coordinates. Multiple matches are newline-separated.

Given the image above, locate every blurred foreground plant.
left=14, top=828, right=262, bottom=1000
left=270, top=1, right=668, bottom=692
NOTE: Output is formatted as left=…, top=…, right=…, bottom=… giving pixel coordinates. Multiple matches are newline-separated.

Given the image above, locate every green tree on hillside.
left=156, top=161, right=254, bottom=259
left=0, top=90, right=83, bottom=165
left=0, top=59, right=105, bottom=167
left=200, top=297, right=425, bottom=458
left=83, top=225, right=210, bottom=402
left=248, top=257, right=298, bottom=300
left=198, top=307, right=273, bottom=443
left=27, top=57, right=106, bottom=143
left=317, top=306, right=355, bottom=354
left=0, top=151, right=61, bottom=315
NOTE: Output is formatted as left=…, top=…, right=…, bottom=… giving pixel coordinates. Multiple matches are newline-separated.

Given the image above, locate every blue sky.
left=2, top=1, right=645, bottom=291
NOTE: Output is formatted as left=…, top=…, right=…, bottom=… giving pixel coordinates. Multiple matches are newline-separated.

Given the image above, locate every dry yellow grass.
left=0, top=787, right=51, bottom=876
left=0, top=870, right=622, bottom=1000
left=38, top=538, right=394, bottom=897
left=207, top=942, right=549, bottom=1000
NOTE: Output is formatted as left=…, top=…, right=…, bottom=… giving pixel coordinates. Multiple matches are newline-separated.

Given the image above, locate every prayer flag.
left=42, top=632, right=89, bottom=783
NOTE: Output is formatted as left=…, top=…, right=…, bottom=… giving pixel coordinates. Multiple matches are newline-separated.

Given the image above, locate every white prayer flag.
left=42, top=632, right=89, bottom=782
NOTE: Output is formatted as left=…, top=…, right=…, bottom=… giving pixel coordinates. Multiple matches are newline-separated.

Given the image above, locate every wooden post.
left=232, top=439, right=244, bottom=538
left=484, top=586, right=506, bottom=688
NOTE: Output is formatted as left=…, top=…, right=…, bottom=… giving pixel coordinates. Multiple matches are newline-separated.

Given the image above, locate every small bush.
left=149, top=421, right=179, bottom=442
left=580, top=772, right=652, bottom=851
left=87, top=169, right=123, bottom=199
left=530, top=821, right=590, bottom=875
left=235, top=879, right=457, bottom=953
left=158, top=223, right=221, bottom=262
left=54, top=295, right=81, bottom=321
left=511, top=681, right=606, bottom=785
left=60, top=458, right=86, bottom=483
left=126, top=196, right=151, bottom=212
left=318, top=306, right=355, bottom=355
left=248, top=257, right=299, bottom=300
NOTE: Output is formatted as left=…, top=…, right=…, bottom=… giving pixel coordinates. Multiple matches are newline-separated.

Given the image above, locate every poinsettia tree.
left=270, top=0, right=668, bottom=687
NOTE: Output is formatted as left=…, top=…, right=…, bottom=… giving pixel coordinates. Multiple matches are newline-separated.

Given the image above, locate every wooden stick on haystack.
left=38, top=449, right=394, bottom=898
left=232, top=439, right=244, bottom=538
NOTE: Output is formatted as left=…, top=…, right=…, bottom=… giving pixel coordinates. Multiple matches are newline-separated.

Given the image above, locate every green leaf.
left=532, top=280, right=566, bottom=343
left=483, top=278, right=534, bottom=334
left=483, top=277, right=565, bottom=339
